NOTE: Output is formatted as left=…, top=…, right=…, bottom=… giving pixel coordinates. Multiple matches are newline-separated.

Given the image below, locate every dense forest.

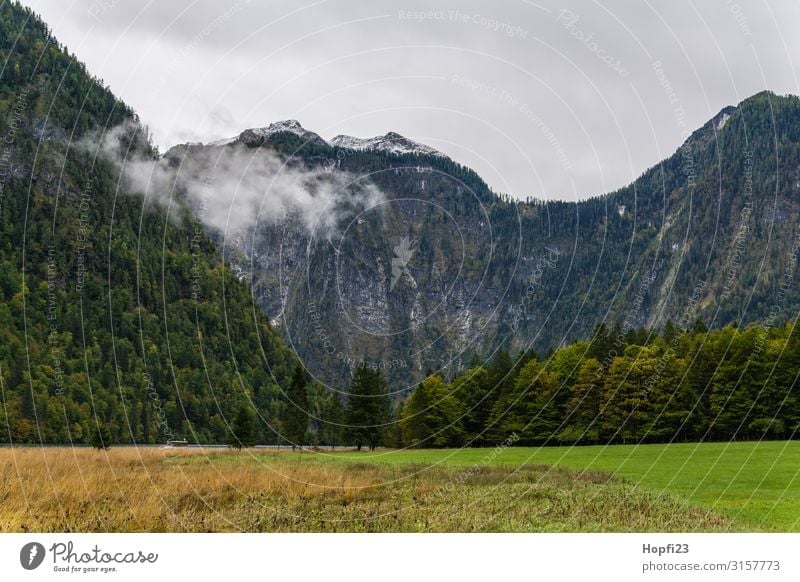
left=0, top=2, right=300, bottom=445
left=397, top=321, right=800, bottom=447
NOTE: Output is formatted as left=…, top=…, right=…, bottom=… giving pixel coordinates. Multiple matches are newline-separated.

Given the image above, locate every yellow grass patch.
left=0, top=447, right=732, bottom=532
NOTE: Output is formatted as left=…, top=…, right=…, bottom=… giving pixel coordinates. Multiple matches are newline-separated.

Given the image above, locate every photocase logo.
left=20, top=542, right=45, bottom=570
left=390, top=235, right=414, bottom=290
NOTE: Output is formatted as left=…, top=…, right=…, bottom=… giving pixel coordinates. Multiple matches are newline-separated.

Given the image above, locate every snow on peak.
left=327, top=134, right=368, bottom=150
left=238, top=119, right=328, bottom=146
left=206, top=119, right=327, bottom=147
left=329, top=131, right=444, bottom=157
left=262, top=119, right=305, bottom=134
left=716, top=113, right=731, bottom=131
left=205, top=121, right=445, bottom=157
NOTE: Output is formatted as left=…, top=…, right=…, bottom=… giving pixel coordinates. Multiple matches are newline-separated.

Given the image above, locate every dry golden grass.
left=0, top=447, right=734, bottom=532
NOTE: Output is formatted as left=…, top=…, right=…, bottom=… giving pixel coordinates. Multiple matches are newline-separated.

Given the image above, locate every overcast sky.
left=22, top=0, right=800, bottom=200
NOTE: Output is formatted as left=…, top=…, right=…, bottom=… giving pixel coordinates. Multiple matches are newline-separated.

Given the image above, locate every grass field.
left=0, top=441, right=796, bottom=532
left=285, top=440, right=800, bottom=531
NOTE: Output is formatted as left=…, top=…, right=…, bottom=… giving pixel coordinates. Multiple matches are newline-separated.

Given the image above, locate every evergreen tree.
left=320, top=390, right=345, bottom=448
left=389, top=320, right=800, bottom=448
left=450, top=366, right=492, bottom=445
left=558, top=358, right=603, bottom=444
left=709, top=327, right=761, bottom=440
left=587, top=323, right=611, bottom=360
left=90, top=421, right=112, bottom=450
left=639, top=347, right=684, bottom=442
left=663, top=320, right=678, bottom=345
left=345, top=364, right=391, bottom=451
left=284, top=365, right=309, bottom=449
left=227, top=403, right=257, bottom=450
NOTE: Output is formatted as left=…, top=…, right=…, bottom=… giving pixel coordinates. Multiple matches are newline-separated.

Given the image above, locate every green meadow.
left=270, top=440, right=800, bottom=531
left=4, top=441, right=797, bottom=532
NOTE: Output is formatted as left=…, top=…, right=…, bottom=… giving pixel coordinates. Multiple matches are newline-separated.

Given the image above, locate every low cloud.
left=89, top=122, right=384, bottom=239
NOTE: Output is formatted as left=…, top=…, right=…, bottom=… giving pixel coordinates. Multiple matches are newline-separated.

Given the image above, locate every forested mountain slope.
left=0, top=2, right=299, bottom=444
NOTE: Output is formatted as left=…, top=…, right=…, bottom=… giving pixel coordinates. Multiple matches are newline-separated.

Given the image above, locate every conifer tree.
left=345, top=364, right=391, bottom=451
left=284, top=365, right=309, bottom=449
left=228, top=403, right=257, bottom=450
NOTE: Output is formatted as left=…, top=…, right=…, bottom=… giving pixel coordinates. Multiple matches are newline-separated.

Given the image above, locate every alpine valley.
left=2, top=1, right=800, bottom=444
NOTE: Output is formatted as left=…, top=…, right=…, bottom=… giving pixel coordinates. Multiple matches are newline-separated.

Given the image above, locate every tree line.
left=226, top=319, right=800, bottom=451
left=227, top=363, right=392, bottom=451
left=396, top=320, right=800, bottom=448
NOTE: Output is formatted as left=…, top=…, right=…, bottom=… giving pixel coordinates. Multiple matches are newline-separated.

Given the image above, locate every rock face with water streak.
left=190, top=93, right=800, bottom=392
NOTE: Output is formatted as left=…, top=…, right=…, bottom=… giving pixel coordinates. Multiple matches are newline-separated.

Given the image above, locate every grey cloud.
left=89, top=122, right=385, bottom=239
left=24, top=0, right=800, bottom=200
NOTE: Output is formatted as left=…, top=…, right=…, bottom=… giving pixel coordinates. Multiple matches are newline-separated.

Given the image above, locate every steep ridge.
left=207, top=120, right=445, bottom=157
left=329, top=131, right=445, bottom=157
left=0, top=2, right=299, bottom=444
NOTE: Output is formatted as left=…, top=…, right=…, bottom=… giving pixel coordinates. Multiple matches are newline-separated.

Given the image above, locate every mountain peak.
left=207, top=119, right=327, bottom=148
left=206, top=120, right=445, bottom=158
left=276, top=119, right=303, bottom=129
left=238, top=120, right=328, bottom=147
left=330, top=131, right=445, bottom=158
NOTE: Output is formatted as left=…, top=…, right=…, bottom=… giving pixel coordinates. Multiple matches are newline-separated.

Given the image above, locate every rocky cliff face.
left=230, top=157, right=502, bottom=393
left=179, top=92, right=800, bottom=393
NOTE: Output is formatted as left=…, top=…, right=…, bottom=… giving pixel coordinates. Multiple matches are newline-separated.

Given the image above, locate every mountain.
left=0, top=2, right=299, bottom=444
left=206, top=119, right=446, bottom=158
left=186, top=91, right=800, bottom=393
left=4, top=0, right=800, bottom=434
left=209, top=119, right=328, bottom=148
left=329, top=131, right=445, bottom=157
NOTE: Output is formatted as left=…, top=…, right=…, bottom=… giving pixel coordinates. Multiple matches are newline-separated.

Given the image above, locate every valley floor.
left=0, top=441, right=796, bottom=532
